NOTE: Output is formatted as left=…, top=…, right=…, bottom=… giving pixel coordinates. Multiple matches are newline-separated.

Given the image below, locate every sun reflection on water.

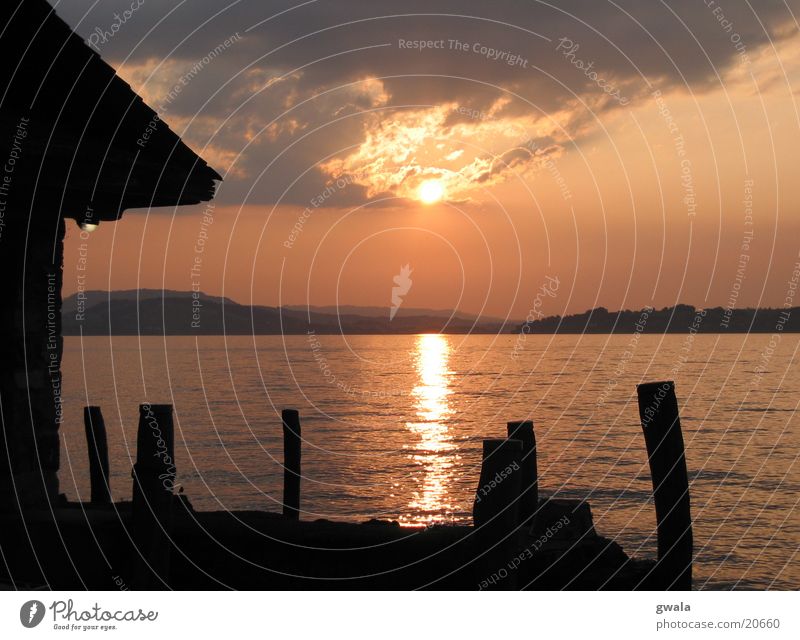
left=404, top=333, right=458, bottom=524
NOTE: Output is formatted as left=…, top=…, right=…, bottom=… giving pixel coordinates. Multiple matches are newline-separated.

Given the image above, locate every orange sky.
left=55, top=0, right=800, bottom=318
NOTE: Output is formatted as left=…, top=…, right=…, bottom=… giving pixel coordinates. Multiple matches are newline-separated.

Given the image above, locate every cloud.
left=49, top=0, right=800, bottom=207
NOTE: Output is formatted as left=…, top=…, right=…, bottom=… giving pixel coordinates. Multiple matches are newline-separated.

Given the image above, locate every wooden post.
left=507, top=420, right=538, bottom=526
left=131, top=403, right=175, bottom=589
left=282, top=409, right=301, bottom=520
left=637, top=381, right=693, bottom=590
left=473, top=438, right=523, bottom=528
left=83, top=406, right=111, bottom=504
left=473, top=438, right=523, bottom=589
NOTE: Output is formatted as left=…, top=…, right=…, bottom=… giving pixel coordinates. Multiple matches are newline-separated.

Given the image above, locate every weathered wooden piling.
left=473, top=438, right=524, bottom=589
left=282, top=409, right=301, bottom=520
left=507, top=420, right=538, bottom=526
left=131, top=403, right=176, bottom=589
left=636, top=381, right=693, bottom=590
left=473, top=438, right=524, bottom=528
left=83, top=406, right=111, bottom=504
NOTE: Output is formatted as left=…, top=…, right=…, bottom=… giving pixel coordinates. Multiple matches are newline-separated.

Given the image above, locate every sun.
left=418, top=179, right=445, bottom=204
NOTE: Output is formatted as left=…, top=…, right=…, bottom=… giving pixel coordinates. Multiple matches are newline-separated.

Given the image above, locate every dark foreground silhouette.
left=1, top=382, right=693, bottom=590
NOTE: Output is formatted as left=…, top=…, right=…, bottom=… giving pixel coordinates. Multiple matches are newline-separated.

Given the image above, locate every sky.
left=51, top=0, right=800, bottom=319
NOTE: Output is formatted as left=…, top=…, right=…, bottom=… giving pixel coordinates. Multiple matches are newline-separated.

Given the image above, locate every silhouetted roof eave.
left=0, top=0, right=221, bottom=222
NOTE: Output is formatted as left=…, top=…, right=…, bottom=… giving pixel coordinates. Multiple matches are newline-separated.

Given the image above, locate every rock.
left=532, top=498, right=596, bottom=540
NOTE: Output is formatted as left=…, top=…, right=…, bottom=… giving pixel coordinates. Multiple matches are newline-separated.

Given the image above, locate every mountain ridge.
left=61, top=291, right=800, bottom=335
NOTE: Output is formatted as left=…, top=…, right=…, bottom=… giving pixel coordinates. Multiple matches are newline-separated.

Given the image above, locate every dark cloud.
left=48, top=0, right=800, bottom=206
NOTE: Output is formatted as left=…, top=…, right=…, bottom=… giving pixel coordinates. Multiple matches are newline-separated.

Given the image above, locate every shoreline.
left=63, top=330, right=800, bottom=336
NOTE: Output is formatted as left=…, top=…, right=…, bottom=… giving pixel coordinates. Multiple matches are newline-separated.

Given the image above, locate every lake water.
left=59, top=333, right=800, bottom=590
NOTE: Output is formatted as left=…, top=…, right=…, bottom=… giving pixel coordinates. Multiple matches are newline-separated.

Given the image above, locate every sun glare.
left=418, top=179, right=445, bottom=204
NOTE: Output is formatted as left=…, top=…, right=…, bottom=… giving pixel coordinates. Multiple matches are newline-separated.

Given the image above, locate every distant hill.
left=62, top=290, right=511, bottom=335
left=283, top=304, right=505, bottom=323
left=61, top=291, right=800, bottom=335
left=518, top=304, right=800, bottom=333
left=61, top=289, right=240, bottom=316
